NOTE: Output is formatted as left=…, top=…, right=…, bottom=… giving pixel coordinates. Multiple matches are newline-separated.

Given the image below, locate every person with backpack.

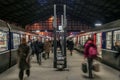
left=84, top=37, right=97, bottom=78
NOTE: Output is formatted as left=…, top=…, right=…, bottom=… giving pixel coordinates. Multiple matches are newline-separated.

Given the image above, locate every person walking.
left=30, top=39, right=36, bottom=56
left=84, top=37, right=97, bottom=78
left=34, top=38, right=44, bottom=65
left=44, top=39, right=51, bottom=59
left=67, top=38, right=74, bottom=56
left=17, top=38, right=31, bottom=80
left=56, top=38, right=62, bottom=51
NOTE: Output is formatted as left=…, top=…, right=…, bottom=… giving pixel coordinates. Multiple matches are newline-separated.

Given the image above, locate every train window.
left=83, top=36, right=85, bottom=45
left=80, top=37, right=82, bottom=45
left=0, top=31, right=8, bottom=51
left=81, top=36, right=83, bottom=45
left=106, top=32, right=112, bottom=49
left=26, top=35, right=29, bottom=42
left=113, top=30, right=120, bottom=46
left=13, top=33, right=20, bottom=49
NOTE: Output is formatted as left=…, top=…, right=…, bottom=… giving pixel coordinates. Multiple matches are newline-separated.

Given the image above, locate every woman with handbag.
left=83, top=37, right=97, bottom=78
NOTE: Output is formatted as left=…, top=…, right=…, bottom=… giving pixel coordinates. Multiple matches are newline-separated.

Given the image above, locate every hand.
left=83, top=57, right=86, bottom=62
left=26, top=58, right=29, bottom=63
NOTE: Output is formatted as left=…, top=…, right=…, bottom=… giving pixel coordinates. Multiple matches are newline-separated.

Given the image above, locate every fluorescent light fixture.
left=36, top=30, right=40, bottom=32
left=45, top=30, right=47, bottom=32
left=95, top=23, right=102, bottom=27
left=32, top=31, right=36, bottom=32
left=81, top=30, right=84, bottom=32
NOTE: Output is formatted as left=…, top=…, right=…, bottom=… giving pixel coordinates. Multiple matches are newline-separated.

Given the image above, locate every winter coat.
left=44, top=41, right=51, bottom=53
left=34, top=41, right=44, bottom=54
left=67, top=40, right=74, bottom=50
left=30, top=41, right=36, bottom=53
left=17, top=44, right=30, bottom=70
left=57, top=40, right=62, bottom=48
left=84, top=40, right=94, bottom=58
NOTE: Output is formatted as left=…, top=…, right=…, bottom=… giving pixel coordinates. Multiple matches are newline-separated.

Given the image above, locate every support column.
left=53, top=4, right=57, bottom=68
left=63, top=5, right=67, bottom=68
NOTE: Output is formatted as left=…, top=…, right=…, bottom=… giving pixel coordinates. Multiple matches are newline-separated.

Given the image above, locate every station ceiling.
left=0, top=0, right=120, bottom=28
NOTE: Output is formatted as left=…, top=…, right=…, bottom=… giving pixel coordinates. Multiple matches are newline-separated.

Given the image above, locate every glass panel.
left=13, top=33, right=20, bottom=49
left=96, top=33, right=102, bottom=57
left=83, top=36, right=85, bottom=45
left=113, top=30, right=120, bottom=46
left=26, top=35, right=29, bottom=42
left=106, top=32, right=112, bottom=49
left=0, top=31, right=8, bottom=51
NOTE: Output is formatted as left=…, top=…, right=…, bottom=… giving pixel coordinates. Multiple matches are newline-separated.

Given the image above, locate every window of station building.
left=13, top=33, right=20, bottom=49
left=113, top=30, right=120, bottom=46
left=106, top=32, right=112, bottom=49
left=0, top=31, right=8, bottom=52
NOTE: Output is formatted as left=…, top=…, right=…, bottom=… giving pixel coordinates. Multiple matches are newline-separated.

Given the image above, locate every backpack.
left=88, top=44, right=97, bottom=58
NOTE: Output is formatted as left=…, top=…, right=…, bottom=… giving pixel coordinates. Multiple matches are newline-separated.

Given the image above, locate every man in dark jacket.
left=30, top=39, right=36, bottom=56
left=34, top=38, right=44, bottom=65
left=56, top=39, right=62, bottom=51
left=67, top=38, right=74, bottom=56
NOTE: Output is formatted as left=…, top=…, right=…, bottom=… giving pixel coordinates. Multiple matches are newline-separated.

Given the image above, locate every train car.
left=0, top=20, right=10, bottom=73
left=98, top=20, right=120, bottom=70
left=0, top=19, right=38, bottom=73
left=76, top=19, right=120, bottom=70
left=76, top=32, right=94, bottom=52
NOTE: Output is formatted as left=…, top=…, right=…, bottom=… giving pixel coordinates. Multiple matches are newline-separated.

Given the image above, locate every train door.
left=96, top=32, right=102, bottom=58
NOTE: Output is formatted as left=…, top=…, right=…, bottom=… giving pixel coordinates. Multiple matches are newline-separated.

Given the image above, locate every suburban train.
left=75, top=19, right=120, bottom=70
left=0, top=19, right=39, bottom=73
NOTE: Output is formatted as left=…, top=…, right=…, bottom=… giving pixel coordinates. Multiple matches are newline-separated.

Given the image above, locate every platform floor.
left=0, top=50, right=120, bottom=80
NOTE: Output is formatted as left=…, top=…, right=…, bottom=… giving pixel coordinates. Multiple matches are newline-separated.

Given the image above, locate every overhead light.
left=32, top=31, right=36, bottom=32
left=81, top=30, right=84, bottom=32
left=95, top=23, right=102, bottom=27
left=45, top=30, right=47, bottom=32
left=36, top=30, right=40, bottom=32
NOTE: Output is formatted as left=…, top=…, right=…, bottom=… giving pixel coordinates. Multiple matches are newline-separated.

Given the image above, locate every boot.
left=26, top=69, right=30, bottom=77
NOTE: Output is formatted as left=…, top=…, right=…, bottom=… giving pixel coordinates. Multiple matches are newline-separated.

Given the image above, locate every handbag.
left=92, top=63, right=100, bottom=72
left=81, top=62, right=87, bottom=73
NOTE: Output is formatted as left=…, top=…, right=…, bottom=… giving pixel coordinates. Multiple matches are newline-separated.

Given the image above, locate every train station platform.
left=0, top=50, right=120, bottom=80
